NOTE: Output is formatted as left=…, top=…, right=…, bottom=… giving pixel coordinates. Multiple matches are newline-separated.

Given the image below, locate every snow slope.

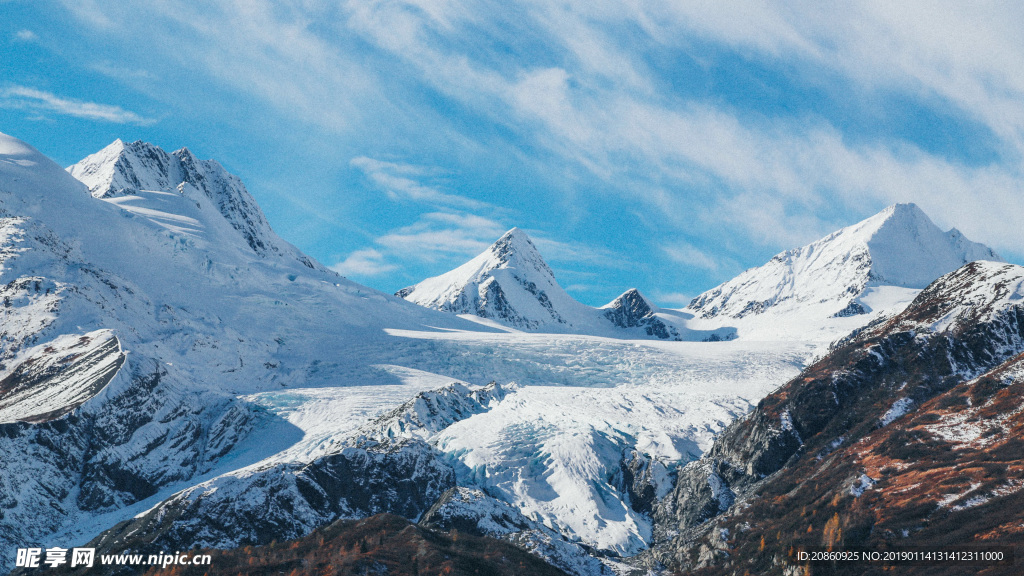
left=685, top=203, right=1001, bottom=341
left=398, top=229, right=734, bottom=341
left=383, top=329, right=808, bottom=555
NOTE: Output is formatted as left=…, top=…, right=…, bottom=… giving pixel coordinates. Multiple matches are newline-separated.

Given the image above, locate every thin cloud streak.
left=350, top=156, right=487, bottom=209
left=0, top=86, right=155, bottom=124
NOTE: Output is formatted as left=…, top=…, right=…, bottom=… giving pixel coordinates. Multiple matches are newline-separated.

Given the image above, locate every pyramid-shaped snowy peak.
left=396, top=228, right=592, bottom=331
left=687, top=203, right=1002, bottom=321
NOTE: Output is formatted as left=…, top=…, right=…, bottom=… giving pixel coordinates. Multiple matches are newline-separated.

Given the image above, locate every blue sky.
left=3, top=1, right=1023, bottom=306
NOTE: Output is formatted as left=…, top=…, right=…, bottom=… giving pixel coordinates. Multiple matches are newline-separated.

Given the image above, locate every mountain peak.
left=487, top=227, right=551, bottom=273
left=687, top=204, right=1001, bottom=325
left=67, top=140, right=319, bottom=264
left=395, top=227, right=586, bottom=331
left=602, top=288, right=652, bottom=311
left=69, top=139, right=177, bottom=199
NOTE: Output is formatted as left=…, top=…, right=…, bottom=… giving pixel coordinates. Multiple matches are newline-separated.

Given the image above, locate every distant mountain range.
left=395, top=227, right=732, bottom=341
left=398, top=203, right=1000, bottom=343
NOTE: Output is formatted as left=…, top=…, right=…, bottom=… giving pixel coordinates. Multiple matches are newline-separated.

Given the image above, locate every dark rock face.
left=832, top=300, right=867, bottom=317
left=643, top=262, right=1024, bottom=575
left=603, top=289, right=654, bottom=329
left=612, top=450, right=675, bottom=516
left=603, top=289, right=681, bottom=341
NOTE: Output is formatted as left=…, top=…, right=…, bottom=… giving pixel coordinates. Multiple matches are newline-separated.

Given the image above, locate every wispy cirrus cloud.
left=350, top=157, right=486, bottom=209
left=650, top=291, right=694, bottom=308
left=331, top=210, right=506, bottom=281
left=375, top=212, right=506, bottom=261
left=335, top=0, right=1024, bottom=256
left=663, top=242, right=722, bottom=272
left=44, top=0, right=1024, bottom=301
left=0, top=85, right=155, bottom=124
left=330, top=248, right=397, bottom=277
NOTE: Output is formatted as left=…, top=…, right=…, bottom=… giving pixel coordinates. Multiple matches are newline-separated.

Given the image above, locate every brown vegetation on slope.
left=139, top=513, right=569, bottom=576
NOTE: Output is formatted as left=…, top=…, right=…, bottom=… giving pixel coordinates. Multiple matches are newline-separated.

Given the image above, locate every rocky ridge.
left=643, top=261, right=1024, bottom=575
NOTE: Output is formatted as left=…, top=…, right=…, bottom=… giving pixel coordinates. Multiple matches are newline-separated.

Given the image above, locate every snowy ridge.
left=685, top=203, right=1000, bottom=341
left=0, top=330, right=124, bottom=424
left=72, top=379, right=520, bottom=562
left=68, top=139, right=318, bottom=266
left=80, top=436, right=455, bottom=556
left=397, top=228, right=589, bottom=331
left=856, top=261, right=1024, bottom=350
left=354, top=381, right=512, bottom=443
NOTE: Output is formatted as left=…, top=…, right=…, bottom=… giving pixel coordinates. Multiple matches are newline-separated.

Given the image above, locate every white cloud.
left=13, top=30, right=37, bottom=42
left=335, top=0, right=1024, bottom=255
left=529, top=234, right=618, bottom=267
left=663, top=242, right=721, bottom=272
left=330, top=248, right=397, bottom=276
left=91, top=61, right=157, bottom=81
left=375, top=212, right=505, bottom=262
left=350, top=157, right=486, bottom=209
left=650, top=1, right=1024, bottom=151
left=0, top=85, right=155, bottom=124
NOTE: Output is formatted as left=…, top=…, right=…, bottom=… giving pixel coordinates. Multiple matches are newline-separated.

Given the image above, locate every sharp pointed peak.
left=880, top=202, right=929, bottom=220
left=620, top=287, right=646, bottom=299
left=497, top=227, right=530, bottom=242
left=95, top=138, right=127, bottom=155
left=605, top=287, right=653, bottom=308
left=489, top=227, right=544, bottom=262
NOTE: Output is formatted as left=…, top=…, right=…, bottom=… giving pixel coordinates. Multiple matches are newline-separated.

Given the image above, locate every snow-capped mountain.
left=7, top=131, right=1005, bottom=576
left=396, top=228, right=589, bottom=331
left=685, top=203, right=1001, bottom=341
left=397, top=228, right=734, bottom=341
left=67, top=139, right=315, bottom=265
left=602, top=288, right=687, bottom=340
left=0, top=132, right=492, bottom=566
